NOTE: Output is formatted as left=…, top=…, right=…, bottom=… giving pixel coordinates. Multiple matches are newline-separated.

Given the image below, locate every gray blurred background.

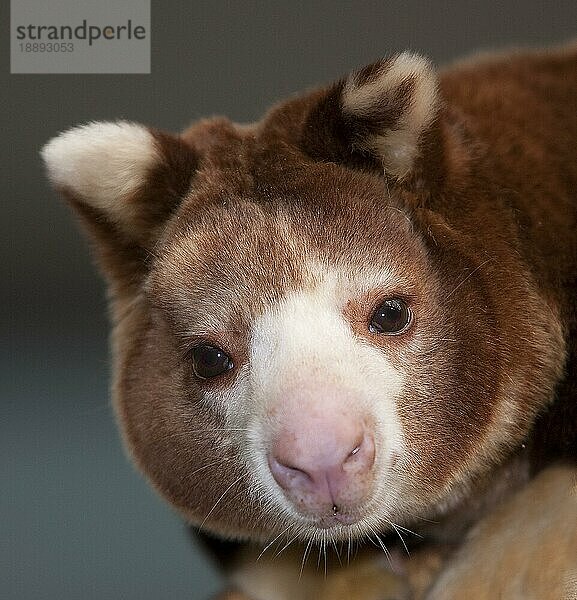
left=2, top=2, right=576, bottom=599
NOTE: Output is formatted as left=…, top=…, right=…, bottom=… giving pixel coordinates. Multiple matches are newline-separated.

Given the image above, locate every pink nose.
left=268, top=400, right=375, bottom=518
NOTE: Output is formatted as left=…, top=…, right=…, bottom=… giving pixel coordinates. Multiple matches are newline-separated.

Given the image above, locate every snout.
left=267, top=387, right=376, bottom=522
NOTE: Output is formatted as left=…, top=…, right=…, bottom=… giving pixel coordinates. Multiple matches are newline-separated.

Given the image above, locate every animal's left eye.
left=190, top=345, right=234, bottom=380
left=369, top=298, right=412, bottom=335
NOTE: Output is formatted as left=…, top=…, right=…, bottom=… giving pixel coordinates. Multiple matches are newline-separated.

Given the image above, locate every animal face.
left=143, top=174, right=490, bottom=543
left=42, top=52, right=564, bottom=545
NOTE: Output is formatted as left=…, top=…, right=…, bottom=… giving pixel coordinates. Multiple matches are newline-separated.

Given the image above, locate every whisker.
left=299, top=537, right=313, bottom=580
left=200, top=475, right=243, bottom=528
left=256, top=525, right=293, bottom=561
left=162, top=427, right=250, bottom=436
left=367, top=526, right=392, bottom=568
left=332, top=538, right=342, bottom=567
left=188, top=458, right=231, bottom=478
left=446, top=259, right=492, bottom=299
left=388, top=522, right=410, bottom=556
left=347, top=528, right=352, bottom=565
left=147, top=427, right=250, bottom=449
left=390, top=523, right=422, bottom=538
left=274, top=527, right=303, bottom=558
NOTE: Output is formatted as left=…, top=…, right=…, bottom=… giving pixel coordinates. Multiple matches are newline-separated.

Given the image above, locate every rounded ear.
left=42, top=121, right=199, bottom=295
left=301, top=52, right=443, bottom=184
left=342, top=52, right=438, bottom=178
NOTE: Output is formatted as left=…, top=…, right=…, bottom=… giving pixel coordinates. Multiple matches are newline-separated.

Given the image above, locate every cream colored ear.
left=42, top=120, right=199, bottom=251
left=41, top=121, right=160, bottom=235
left=42, top=120, right=198, bottom=293
left=342, top=52, right=439, bottom=179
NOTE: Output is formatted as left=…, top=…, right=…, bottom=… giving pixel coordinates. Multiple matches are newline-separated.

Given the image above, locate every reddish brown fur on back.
left=439, top=46, right=577, bottom=466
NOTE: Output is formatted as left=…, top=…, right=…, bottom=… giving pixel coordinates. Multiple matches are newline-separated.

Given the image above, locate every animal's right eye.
left=190, top=345, right=234, bottom=380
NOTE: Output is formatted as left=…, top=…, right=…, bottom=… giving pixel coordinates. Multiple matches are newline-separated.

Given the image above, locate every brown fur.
left=44, top=43, right=577, bottom=597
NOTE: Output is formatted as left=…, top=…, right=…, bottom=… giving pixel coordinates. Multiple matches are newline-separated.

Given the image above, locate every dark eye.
left=369, top=298, right=412, bottom=335
left=190, top=345, right=234, bottom=380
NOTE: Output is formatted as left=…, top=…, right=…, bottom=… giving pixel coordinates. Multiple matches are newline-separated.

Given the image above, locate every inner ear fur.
left=301, top=52, right=450, bottom=190
left=42, top=121, right=199, bottom=296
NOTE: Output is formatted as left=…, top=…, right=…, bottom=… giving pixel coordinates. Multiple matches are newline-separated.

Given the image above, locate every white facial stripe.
left=41, top=121, right=158, bottom=230
left=252, top=261, right=407, bottom=412
left=251, top=288, right=403, bottom=400
left=246, top=272, right=407, bottom=517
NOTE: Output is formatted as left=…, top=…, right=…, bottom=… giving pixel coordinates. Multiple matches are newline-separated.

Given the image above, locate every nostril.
left=343, top=434, right=375, bottom=473
left=268, top=454, right=312, bottom=492
left=348, top=439, right=363, bottom=460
